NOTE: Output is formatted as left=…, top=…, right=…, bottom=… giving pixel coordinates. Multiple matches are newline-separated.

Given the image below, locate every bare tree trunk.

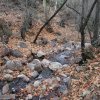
left=80, top=0, right=86, bottom=61
left=55, top=0, right=58, bottom=11
left=20, top=0, right=32, bottom=40
left=92, top=0, right=100, bottom=46
left=43, top=0, right=53, bottom=33
left=80, top=0, right=97, bottom=61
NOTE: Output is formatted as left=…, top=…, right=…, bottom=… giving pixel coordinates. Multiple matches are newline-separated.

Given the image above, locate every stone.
left=0, top=45, right=10, bottom=57
left=18, top=41, right=27, bottom=48
left=60, top=73, right=68, bottom=77
left=56, top=36, right=67, bottom=43
left=4, top=69, right=13, bottom=74
left=63, top=76, right=71, bottom=88
left=2, top=56, right=9, bottom=62
left=50, top=39, right=57, bottom=47
left=6, top=60, right=23, bottom=71
left=41, top=59, right=51, bottom=68
left=81, top=90, right=91, bottom=97
left=57, top=84, right=68, bottom=94
left=26, top=85, right=32, bottom=93
left=49, top=62, right=63, bottom=71
left=84, top=47, right=95, bottom=59
left=33, top=80, right=41, bottom=87
left=54, top=32, right=62, bottom=36
left=49, top=83, right=59, bottom=90
left=0, top=94, right=15, bottom=99
left=38, top=67, right=53, bottom=79
left=27, top=63, right=35, bottom=71
left=29, top=71, right=39, bottom=78
left=44, top=78, right=53, bottom=84
left=36, top=37, right=48, bottom=45
left=10, top=49, right=23, bottom=57
left=26, top=94, right=33, bottom=100
left=2, top=84, right=9, bottom=94
left=76, top=66, right=83, bottom=72
left=17, top=74, right=30, bottom=82
left=37, top=50, right=45, bottom=58
left=63, top=64, right=69, bottom=67
left=56, top=77, right=61, bottom=82
left=32, top=59, right=43, bottom=72
left=9, top=78, right=27, bottom=93
left=42, top=85, right=46, bottom=91
left=3, top=74, right=13, bottom=81
left=76, top=66, right=89, bottom=72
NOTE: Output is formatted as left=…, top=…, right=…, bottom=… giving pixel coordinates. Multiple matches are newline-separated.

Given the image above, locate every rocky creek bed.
left=0, top=40, right=99, bottom=100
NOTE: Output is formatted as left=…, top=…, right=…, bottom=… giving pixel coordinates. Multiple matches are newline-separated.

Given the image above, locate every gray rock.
left=33, top=80, right=41, bottom=87
left=29, top=71, right=39, bottom=78
left=0, top=45, right=10, bottom=57
left=26, top=94, right=33, bottom=100
left=38, top=67, right=53, bottom=79
left=27, top=63, right=35, bottom=71
left=63, top=76, right=71, bottom=88
left=0, top=94, right=15, bottom=99
left=2, top=84, right=9, bottom=94
left=3, top=74, right=13, bottom=81
left=58, top=84, right=68, bottom=94
left=49, top=62, right=63, bottom=71
left=2, top=56, right=9, bottom=62
left=17, top=74, right=30, bottom=82
left=63, top=64, right=69, bottom=67
left=54, top=32, right=62, bottom=36
left=41, top=59, right=51, bottom=68
left=37, top=50, right=45, bottom=58
left=10, top=49, right=23, bottom=57
left=18, top=41, right=27, bottom=48
left=76, top=66, right=83, bottom=72
left=4, top=69, right=13, bottom=74
left=56, top=36, right=67, bottom=43
left=56, top=77, right=61, bottom=82
left=28, top=59, right=43, bottom=72
left=42, top=85, right=46, bottom=91
left=81, top=90, right=91, bottom=97
left=36, top=37, right=48, bottom=45
left=6, top=60, right=23, bottom=71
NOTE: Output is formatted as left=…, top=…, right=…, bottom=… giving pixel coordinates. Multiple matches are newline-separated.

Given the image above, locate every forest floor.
left=0, top=3, right=100, bottom=100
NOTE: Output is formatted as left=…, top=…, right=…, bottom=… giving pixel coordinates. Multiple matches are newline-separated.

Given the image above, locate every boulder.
left=2, top=84, right=9, bottom=94
left=18, top=41, right=27, bottom=48
left=10, top=49, right=23, bottom=57
left=37, top=50, right=45, bottom=58
left=0, top=45, right=11, bottom=57
left=49, top=62, right=63, bottom=71
left=17, top=74, right=30, bottom=82
left=3, top=74, right=13, bottom=81
left=28, top=59, right=43, bottom=72
left=29, top=71, right=39, bottom=78
left=41, top=59, right=51, bottom=68
left=33, top=80, right=41, bottom=87
left=4, top=69, right=13, bottom=74
left=27, top=63, right=35, bottom=71
left=6, top=60, right=23, bottom=71
left=26, top=94, right=33, bottom=100
left=36, top=37, right=48, bottom=45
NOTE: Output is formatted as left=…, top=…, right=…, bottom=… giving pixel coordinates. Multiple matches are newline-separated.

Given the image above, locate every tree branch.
left=33, top=0, right=68, bottom=43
